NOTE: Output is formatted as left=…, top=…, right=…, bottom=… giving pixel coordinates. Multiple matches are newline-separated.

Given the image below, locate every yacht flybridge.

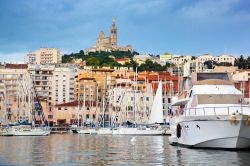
left=169, top=72, right=250, bottom=149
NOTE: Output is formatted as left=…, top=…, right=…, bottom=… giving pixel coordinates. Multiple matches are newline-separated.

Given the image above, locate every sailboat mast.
left=133, top=67, right=137, bottom=127
left=77, top=97, right=80, bottom=127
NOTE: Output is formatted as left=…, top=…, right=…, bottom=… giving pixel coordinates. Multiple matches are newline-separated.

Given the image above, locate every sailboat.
left=72, top=94, right=97, bottom=135
left=112, top=81, right=164, bottom=135
left=10, top=74, right=50, bottom=136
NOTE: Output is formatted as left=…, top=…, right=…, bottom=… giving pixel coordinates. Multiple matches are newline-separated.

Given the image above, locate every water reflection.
left=0, top=135, right=249, bottom=165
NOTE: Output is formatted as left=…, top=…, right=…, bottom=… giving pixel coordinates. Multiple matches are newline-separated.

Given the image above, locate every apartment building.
left=172, top=55, right=192, bottom=65
left=183, top=60, right=205, bottom=77
left=76, top=68, right=116, bottom=102
left=26, top=48, right=61, bottom=64
left=0, top=64, right=29, bottom=122
left=51, top=64, right=77, bottom=105
left=214, top=55, right=236, bottom=65
left=28, top=64, right=55, bottom=116
left=25, top=52, right=37, bottom=64
left=198, top=54, right=236, bottom=65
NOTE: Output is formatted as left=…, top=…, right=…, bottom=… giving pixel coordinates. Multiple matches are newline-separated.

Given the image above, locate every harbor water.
left=0, top=135, right=249, bottom=165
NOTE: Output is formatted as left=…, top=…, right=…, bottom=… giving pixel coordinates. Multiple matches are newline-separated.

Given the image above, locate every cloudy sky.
left=0, top=0, right=250, bottom=62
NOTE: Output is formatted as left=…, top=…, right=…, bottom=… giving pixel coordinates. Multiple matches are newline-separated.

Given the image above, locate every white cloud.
left=0, top=52, right=26, bottom=63
left=177, top=0, right=248, bottom=21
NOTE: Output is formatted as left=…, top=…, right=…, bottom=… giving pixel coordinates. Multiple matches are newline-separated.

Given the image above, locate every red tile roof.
left=5, top=64, right=28, bottom=69
left=115, top=58, right=126, bottom=61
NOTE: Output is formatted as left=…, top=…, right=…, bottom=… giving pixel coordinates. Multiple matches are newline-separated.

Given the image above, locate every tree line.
left=62, top=51, right=249, bottom=71
left=61, top=50, right=169, bottom=71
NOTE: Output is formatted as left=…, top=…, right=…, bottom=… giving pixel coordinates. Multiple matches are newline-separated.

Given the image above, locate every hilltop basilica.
left=84, top=18, right=133, bottom=55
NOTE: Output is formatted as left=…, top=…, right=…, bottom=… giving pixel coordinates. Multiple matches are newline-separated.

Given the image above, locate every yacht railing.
left=184, top=105, right=250, bottom=116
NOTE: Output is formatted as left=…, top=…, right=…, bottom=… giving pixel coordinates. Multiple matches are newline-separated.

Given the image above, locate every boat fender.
left=230, top=116, right=238, bottom=125
left=176, top=124, right=181, bottom=138
left=245, top=116, right=250, bottom=126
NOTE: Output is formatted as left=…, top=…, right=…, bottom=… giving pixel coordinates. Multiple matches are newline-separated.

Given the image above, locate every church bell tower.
left=110, top=17, right=117, bottom=48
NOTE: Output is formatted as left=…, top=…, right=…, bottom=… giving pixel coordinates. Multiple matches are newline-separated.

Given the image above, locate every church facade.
left=84, top=18, right=133, bottom=55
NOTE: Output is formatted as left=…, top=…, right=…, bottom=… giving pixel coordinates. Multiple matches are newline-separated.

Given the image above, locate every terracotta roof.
left=55, top=101, right=97, bottom=107
left=115, top=58, right=126, bottom=61
left=5, top=64, right=28, bottom=69
left=158, top=71, right=171, bottom=76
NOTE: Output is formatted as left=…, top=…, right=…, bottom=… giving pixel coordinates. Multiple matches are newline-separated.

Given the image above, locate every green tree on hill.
left=234, top=55, right=248, bottom=69
left=86, top=57, right=100, bottom=66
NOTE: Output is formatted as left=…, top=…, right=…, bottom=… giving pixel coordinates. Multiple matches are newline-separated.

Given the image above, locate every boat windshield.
left=194, top=94, right=245, bottom=105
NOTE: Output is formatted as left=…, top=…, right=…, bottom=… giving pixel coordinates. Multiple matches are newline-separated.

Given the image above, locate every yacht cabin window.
left=196, top=94, right=245, bottom=105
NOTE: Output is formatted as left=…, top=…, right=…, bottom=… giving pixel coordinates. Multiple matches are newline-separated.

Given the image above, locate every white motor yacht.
left=169, top=73, right=250, bottom=149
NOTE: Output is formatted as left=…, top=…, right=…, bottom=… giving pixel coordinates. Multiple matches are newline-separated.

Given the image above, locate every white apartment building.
left=198, top=54, right=236, bottom=65
left=25, top=52, right=37, bottom=64
left=214, top=55, right=236, bottom=65
left=197, top=54, right=214, bottom=63
left=183, top=60, right=205, bottom=77
left=51, top=64, right=77, bottom=105
left=172, top=55, right=192, bottom=65
left=26, top=48, right=61, bottom=65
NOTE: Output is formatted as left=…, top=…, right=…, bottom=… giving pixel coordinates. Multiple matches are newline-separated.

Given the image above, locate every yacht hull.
left=173, top=115, right=250, bottom=149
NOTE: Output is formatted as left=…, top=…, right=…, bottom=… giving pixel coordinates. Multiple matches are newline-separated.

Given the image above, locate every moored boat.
left=169, top=72, right=250, bottom=149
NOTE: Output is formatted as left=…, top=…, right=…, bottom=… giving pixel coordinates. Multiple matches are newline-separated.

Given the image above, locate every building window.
left=48, top=115, right=53, bottom=119
left=58, top=107, right=61, bottom=110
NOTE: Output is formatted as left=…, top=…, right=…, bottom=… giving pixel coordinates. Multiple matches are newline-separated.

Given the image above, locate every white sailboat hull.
left=0, top=128, right=14, bottom=136
left=13, top=128, right=51, bottom=136
left=97, top=128, right=113, bottom=135
left=172, top=115, right=250, bottom=149
left=112, top=127, right=163, bottom=135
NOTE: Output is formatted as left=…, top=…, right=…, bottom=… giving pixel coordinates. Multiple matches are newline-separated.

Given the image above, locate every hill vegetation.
left=62, top=50, right=169, bottom=71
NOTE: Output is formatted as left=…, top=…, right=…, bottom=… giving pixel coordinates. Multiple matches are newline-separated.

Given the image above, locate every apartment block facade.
left=51, top=64, right=77, bottom=105
left=26, top=48, right=61, bottom=64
